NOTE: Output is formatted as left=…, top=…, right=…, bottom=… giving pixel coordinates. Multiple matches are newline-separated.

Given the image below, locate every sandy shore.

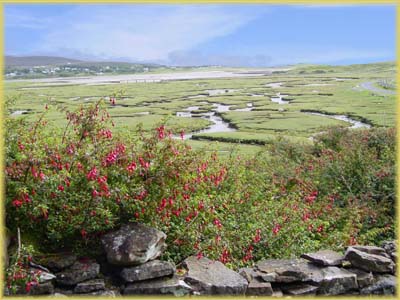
left=6, top=68, right=291, bottom=86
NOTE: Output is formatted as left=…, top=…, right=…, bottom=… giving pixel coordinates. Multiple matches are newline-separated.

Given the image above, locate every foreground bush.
left=5, top=101, right=395, bottom=274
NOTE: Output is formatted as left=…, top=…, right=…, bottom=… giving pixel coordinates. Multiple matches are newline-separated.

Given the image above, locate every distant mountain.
left=5, top=55, right=83, bottom=67
left=5, top=55, right=164, bottom=68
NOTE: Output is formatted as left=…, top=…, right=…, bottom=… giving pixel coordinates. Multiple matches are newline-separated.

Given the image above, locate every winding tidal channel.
left=176, top=89, right=371, bottom=140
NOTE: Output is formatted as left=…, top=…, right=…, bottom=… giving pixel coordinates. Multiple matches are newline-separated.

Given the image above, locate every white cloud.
left=29, top=5, right=266, bottom=62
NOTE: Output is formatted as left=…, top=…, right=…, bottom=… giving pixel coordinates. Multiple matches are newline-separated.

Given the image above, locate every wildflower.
left=25, top=281, right=36, bottom=293
left=139, top=157, right=150, bottom=169
left=87, top=167, right=98, bottom=181
left=12, top=199, right=23, bottom=208
left=213, top=218, right=222, bottom=229
left=76, top=162, right=83, bottom=171
left=219, top=248, right=230, bottom=264
left=92, top=189, right=100, bottom=198
left=99, top=129, right=113, bottom=139
left=31, top=166, right=38, bottom=178
left=22, top=193, right=31, bottom=203
left=156, top=125, right=165, bottom=139
left=272, top=224, right=281, bottom=235
left=126, top=161, right=137, bottom=173
left=58, top=185, right=65, bottom=192
left=81, top=229, right=87, bottom=238
left=104, top=150, right=118, bottom=166
left=180, top=130, right=185, bottom=140
left=253, top=229, right=262, bottom=243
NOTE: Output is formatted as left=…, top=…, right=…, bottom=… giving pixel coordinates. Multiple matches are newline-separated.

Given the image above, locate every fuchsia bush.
left=5, top=100, right=395, bottom=276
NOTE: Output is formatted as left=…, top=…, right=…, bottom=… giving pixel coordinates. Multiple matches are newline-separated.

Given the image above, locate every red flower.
left=139, top=157, right=150, bottom=169
left=76, top=162, right=83, bottom=171
left=31, top=166, right=38, bottom=178
left=25, top=281, right=36, bottom=293
left=18, top=142, right=25, bottom=151
left=12, top=199, right=23, bottom=208
left=58, top=185, right=65, bottom=192
left=92, top=189, right=100, bottom=198
left=87, top=167, right=98, bottom=181
left=81, top=229, right=87, bottom=238
left=213, top=218, right=222, bottom=229
left=104, top=150, right=118, bottom=166
left=99, top=129, right=113, bottom=139
left=156, top=125, right=166, bottom=139
left=253, top=229, right=261, bottom=243
left=272, top=224, right=281, bottom=235
left=126, top=161, right=137, bottom=173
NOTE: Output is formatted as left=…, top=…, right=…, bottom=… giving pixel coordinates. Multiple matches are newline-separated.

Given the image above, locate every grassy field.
left=5, top=62, right=396, bottom=155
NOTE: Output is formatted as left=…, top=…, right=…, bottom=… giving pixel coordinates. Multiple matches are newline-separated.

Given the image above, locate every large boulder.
left=56, top=259, right=100, bottom=286
left=101, top=223, right=166, bottom=266
left=317, top=267, right=358, bottom=295
left=29, top=282, right=55, bottom=295
left=124, top=276, right=192, bottom=296
left=360, top=274, right=396, bottom=295
left=345, top=246, right=395, bottom=273
left=301, top=250, right=344, bottom=266
left=120, top=260, right=175, bottom=282
left=346, top=268, right=374, bottom=288
left=255, top=258, right=324, bottom=283
left=182, top=256, right=248, bottom=295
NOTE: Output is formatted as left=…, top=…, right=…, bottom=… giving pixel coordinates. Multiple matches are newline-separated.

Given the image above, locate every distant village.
left=5, top=62, right=156, bottom=79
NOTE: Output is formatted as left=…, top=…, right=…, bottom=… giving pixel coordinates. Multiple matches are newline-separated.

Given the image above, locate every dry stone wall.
left=4, top=223, right=397, bottom=297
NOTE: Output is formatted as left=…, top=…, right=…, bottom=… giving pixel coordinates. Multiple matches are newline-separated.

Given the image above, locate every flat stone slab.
left=351, top=245, right=390, bottom=258
left=56, top=260, right=100, bottom=286
left=29, top=268, right=56, bottom=283
left=101, top=223, right=166, bottom=266
left=124, top=276, right=192, bottom=296
left=318, top=267, right=358, bottom=295
left=120, top=260, right=175, bottom=282
left=182, top=256, right=247, bottom=295
left=301, top=250, right=344, bottom=266
left=281, top=283, right=319, bottom=295
left=345, top=247, right=395, bottom=273
left=255, top=259, right=324, bottom=283
left=74, top=279, right=105, bottom=293
left=35, top=253, right=77, bottom=272
left=246, top=278, right=273, bottom=296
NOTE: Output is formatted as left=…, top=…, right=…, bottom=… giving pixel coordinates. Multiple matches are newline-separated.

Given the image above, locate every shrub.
left=5, top=102, right=395, bottom=272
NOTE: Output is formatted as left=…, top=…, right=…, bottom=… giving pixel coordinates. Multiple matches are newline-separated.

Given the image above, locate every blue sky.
left=5, top=4, right=396, bottom=66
